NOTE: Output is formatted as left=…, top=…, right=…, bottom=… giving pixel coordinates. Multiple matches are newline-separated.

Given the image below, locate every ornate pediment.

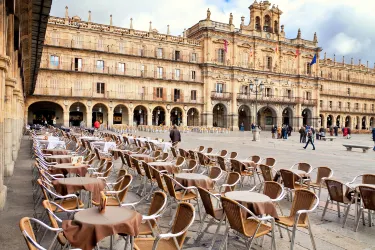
left=302, top=54, right=314, bottom=59
left=213, top=39, right=230, bottom=45
left=261, top=47, right=275, bottom=53
left=214, top=73, right=230, bottom=80
left=238, top=43, right=252, bottom=48
left=282, top=50, right=296, bottom=57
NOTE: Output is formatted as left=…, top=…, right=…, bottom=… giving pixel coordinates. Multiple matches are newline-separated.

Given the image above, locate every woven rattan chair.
left=217, top=156, right=228, bottom=172
left=321, top=179, right=353, bottom=228
left=206, top=147, right=214, bottom=154
left=250, top=181, right=286, bottom=215
left=196, top=187, right=226, bottom=250
left=307, top=166, right=333, bottom=199
left=142, top=161, right=158, bottom=198
left=218, top=149, right=228, bottom=158
left=92, top=174, right=132, bottom=206
left=228, top=151, right=238, bottom=159
left=182, top=159, right=198, bottom=173
left=276, top=189, right=319, bottom=250
left=230, top=159, right=255, bottom=188
left=134, top=202, right=195, bottom=250
left=194, top=145, right=205, bottom=152
left=290, top=163, right=313, bottom=183
left=178, top=148, right=189, bottom=158
left=122, top=191, right=168, bottom=237
left=279, top=169, right=308, bottom=201
left=247, top=155, right=262, bottom=164
left=170, top=147, right=179, bottom=159
left=259, top=164, right=278, bottom=182
left=188, top=150, right=197, bottom=161
left=211, top=172, right=241, bottom=196
left=156, top=152, right=169, bottom=162
left=197, top=152, right=213, bottom=174
left=91, top=161, right=114, bottom=179
left=355, top=185, right=375, bottom=231
left=348, top=174, right=375, bottom=186
left=261, top=157, right=277, bottom=167
left=220, top=196, right=277, bottom=250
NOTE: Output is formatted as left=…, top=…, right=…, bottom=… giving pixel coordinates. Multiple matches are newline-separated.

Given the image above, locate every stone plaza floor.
left=0, top=131, right=374, bottom=249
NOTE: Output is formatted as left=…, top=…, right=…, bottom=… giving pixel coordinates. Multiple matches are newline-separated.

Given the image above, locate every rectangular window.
left=347, top=88, right=350, bottom=96
left=265, top=88, right=272, bottom=97
left=98, top=39, right=104, bottom=50
left=267, top=57, right=272, bottom=70
left=218, top=49, right=225, bottom=63
left=216, top=83, right=224, bottom=93
left=74, top=58, right=82, bottom=71
left=174, top=89, right=181, bottom=101
left=355, top=103, right=359, bottom=110
left=329, top=101, right=332, bottom=108
left=119, top=42, right=125, bottom=53
left=96, top=82, right=105, bottom=94
left=306, top=63, right=311, bottom=74
left=347, top=102, right=350, bottom=109
left=175, top=69, right=180, bottom=80
left=287, top=89, right=292, bottom=98
left=338, top=102, right=342, bottom=109
left=157, top=67, right=163, bottom=78
left=191, top=71, right=196, bottom=80
left=96, top=60, right=104, bottom=70
left=157, top=48, right=163, bottom=58
left=319, top=100, right=323, bottom=108
left=141, top=65, right=145, bottom=77
left=191, top=53, right=197, bottom=62
left=118, top=63, right=125, bottom=73
left=174, top=50, right=180, bottom=61
left=191, top=90, right=197, bottom=101
left=306, top=92, right=311, bottom=100
left=320, top=85, right=323, bottom=91
left=320, top=71, right=323, bottom=77
left=364, top=104, right=367, bottom=110
left=372, top=104, right=374, bottom=111
left=156, top=87, right=163, bottom=98
left=243, top=53, right=249, bottom=66
left=50, top=55, right=59, bottom=67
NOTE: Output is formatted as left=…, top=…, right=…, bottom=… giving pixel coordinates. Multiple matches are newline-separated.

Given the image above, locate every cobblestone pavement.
left=0, top=132, right=374, bottom=250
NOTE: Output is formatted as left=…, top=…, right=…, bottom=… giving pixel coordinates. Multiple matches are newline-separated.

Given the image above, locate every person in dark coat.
left=170, top=125, right=181, bottom=144
left=334, top=126, right=338, bottom=136
left=304, top=128, right=316, bottom=150
left=372, top=128, right=375, bottom=151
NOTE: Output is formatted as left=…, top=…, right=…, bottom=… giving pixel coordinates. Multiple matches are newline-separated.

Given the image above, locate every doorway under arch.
left=302, top=108, right=312, bottom=126
left=257, top=106, right=277, bottom=130
left=187, top=108, right=199, bottom=126
left=133, top=105, right=147, bottom=125
left=345, top=116, right=351, bottom=127
left=170, top=107, right=183, bottom=126
left=327, top=115, right=333, bottom=128
left=92, top=103, right=108, bottom=127
left=238, top=105, right=251, bottom=131
left=152, top=106, right=166, bottom=126
left=113, top=105, right=129, bottom=125
left=336, top=115, right=341, bottom=127
left=362, top=116, right=367, bottom=129
left=69, top=102, right=86, bottom=127
left=282, top=107, right=293, bottom=127
left=27, top=101, right=64, bottom=126
left=213, top=103, right=227, bottom=128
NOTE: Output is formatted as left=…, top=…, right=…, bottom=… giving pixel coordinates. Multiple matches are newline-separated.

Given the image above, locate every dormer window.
left=264, top=15, right=271, bottom=32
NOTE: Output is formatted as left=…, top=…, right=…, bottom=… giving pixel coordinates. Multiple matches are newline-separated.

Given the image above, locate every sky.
left=50, top=0, right=374, bottom=65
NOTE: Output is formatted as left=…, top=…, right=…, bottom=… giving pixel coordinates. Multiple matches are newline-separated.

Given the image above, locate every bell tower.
left=248, top=1, right=282, bottom=33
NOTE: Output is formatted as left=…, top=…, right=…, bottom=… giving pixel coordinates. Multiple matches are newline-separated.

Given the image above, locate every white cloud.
left=50, top=0, right=375, bottom=64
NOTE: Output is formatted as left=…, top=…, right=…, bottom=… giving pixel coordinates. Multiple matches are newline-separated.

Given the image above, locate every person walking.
left=303, top=128, right=315, bottom=150
left=52, top=116, right=56, bottom=127
left=271, top=125, right=276, bottom=139
left=334, top=125, right=338, bottom=136
left=372, top=127, right=375, bottom=151
left=170, top=125, right=181, bottom=144
left=277, top=125, right=282, bottom=139
left=299, top=126, right=305, bottom=143
left=94, top=120, right=100, bottom=130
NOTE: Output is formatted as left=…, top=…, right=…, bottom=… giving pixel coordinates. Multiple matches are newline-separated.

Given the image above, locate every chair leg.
left=196, top=214, right=207, bottom=238
left=337, top=201, right=341, bottom=218
left=290, top=225, right=298, bottom=250
left=209, top=216, right=225, bottom=250
left=342, top=203, right=351, bottom=228
left=321, top=199, right=330, bottom=221
left=277, top=224, right=284, bottom=238
left=307, top=217, right=317, bottom=250
left=219, top=226, right=230, bottom=250
left=354, top=208, right=363, bottom=232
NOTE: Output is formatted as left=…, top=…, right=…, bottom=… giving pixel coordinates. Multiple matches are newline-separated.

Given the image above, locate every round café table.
left=225, top=191, right=279, bottom=218
left=42, top=149, right=71, bottom=155
left=131, top=154, right=154, bottom=163
left=148, top=161, right=177, bottom=174
left=175, top=173, right=214, bottom=189
left=49, top=163, right=89, bottom=177
left=62, top=207, right=142, bottom=250
left=109, top=148, right=131, bottom=160
left=45, top=155, right=72, bottom=164
left=52, top=177, right=105, bottom=207
left=290, top=169, right=309, bottom=178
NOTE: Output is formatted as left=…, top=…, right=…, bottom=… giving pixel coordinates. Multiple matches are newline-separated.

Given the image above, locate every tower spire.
left=88, top=10, right=91, bottom=22
left=130, top=18, right=133, bottom=29
left=65, top=6, right=69, bottom=19
left=167, top=25, right=170, bottom=35
left=297, top=28, right=301, bottom=39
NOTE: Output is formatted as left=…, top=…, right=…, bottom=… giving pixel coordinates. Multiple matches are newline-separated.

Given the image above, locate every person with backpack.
left=303, top=128, right=315, bottom=150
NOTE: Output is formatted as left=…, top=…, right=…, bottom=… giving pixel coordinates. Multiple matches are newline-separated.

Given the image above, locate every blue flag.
left=310, top=54, right=317, bottom=66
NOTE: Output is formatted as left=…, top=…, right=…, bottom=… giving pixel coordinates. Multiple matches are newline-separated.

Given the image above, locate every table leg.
left=130, top=236, right=134, bottom=250
left=110, top=235, right=113, bottom=250
left=354, top=192, right=358, bottom=223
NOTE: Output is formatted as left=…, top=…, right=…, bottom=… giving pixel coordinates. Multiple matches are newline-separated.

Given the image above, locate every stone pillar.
left=108, top=110, right=114, bottom=128
left=146, top=111, right=152, bottom=126
left=4, top=78, right=15, bottom=176
left=232, top=114, right=239, bottom=131
left=63, top=111, right=69, bottom=127
left=182, top=111, right=187, bottom=127
left=165, top=110, right=171, bottom=126
left=86, top=107, right=92, bottom=128
left=129, top=110, right=134, bottom=126
left=12, top=91, right=18, bottom=161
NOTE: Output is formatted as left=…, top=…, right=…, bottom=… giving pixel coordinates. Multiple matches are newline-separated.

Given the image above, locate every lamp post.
left=249, top=77, right=264, bottom=125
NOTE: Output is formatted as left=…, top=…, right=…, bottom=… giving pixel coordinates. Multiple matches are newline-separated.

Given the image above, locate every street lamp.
left=249, top=77, right=264, bottom=125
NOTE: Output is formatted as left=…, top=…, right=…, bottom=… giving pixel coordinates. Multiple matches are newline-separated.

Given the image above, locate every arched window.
left=264, top=15, right=271, bottom=32
left=255, top=16, right=261, bottom=31
left=242, top=52, right=249, bottom=67
left=274, top=20, right=278, bottom=33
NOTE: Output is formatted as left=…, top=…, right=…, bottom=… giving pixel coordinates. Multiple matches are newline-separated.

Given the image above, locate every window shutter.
left=180, top=69, right=183, bottom=80
left=171, top=88, right=174, bottom=101
left=153, top=87, right=156, bottom=99
left=163, top=87, right=167, bottom=101
left=180, top=90, right=184, bottom=102
left=215, top=49, right=218, bottom=62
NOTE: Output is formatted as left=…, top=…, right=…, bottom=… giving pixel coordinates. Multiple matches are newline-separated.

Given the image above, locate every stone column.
left=128, top=110, right=134, bottom=126
left=165, top=110, right=171, bottom=126
left=146, top=110, right=152, bottom=126
left=4, top=78, right=15, bottom=176
left=108, top=110, right=114, bottom=128
left=86, top=107, right=92, bottom=128
left=182, top=111, right=187, bottom=127
left=12, top=90, right=19, bottom=161
left=63, top=110, right=69, bottom=127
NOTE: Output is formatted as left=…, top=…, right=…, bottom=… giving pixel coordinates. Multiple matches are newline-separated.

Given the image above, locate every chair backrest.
left=160, top=152, right=169, bottom=161
left=179, top=148, right=189, bottom=158
left=170, top=202, right=196, bottom=248
left=259, top=164, right=274, bottom=182
left=263, top=181, right=282, bottom=199
left=153, top=150, right=162, bottom=159
left=197, top=146, right=205, bottom=152
left=188, top=150, right=196, bottom=160
left=150, top=166, right=165, bottom=191
left=124, top=153, right=133, bottom=169
left=209, top=166, right=222, bottom=179
left=295, top=163, right=312, bottom=173
left=114, top=169, right=127, bottom=191
left=362, top=174, right=375, bottom=184
left=289, top=189, right=317, bottom=225
left=221, top=196, right=247, bottom=235
left=315, top=166, right=332, bottom=184
left=131, top=157, right=144, bottom=176
left=19, top=217, right=38, bottom=250
left=197, top=187, right=217, bottom=218
left=42, top=200, right=66, bottom=245
left=279, top=169, right=299, bottom=190
left=147, top=191, right=168, bottom=227
left=220, top=150, right=228, bottom=157
left=186, top=159, right=197, bottom=173
left=163, top=174, right=177, bottom=199
left=250, top=155, right=261, bottom=163
left=94, top=147, right=101, bottom=160
left=142, top=161, right=153, bottom=180
left=96, top=159, right=107, bottom=172
left=117, top=174, right=133, bottom=202
left=206, top=147, right=213, bottom=154
left=102, top=162, right=114, bottom=177
left=175, top=156, right=185, bottom=167
left=264, top=157, right=276, bottom=167
left=197, top=152, right=209, bottom=166
left=224, top=172, right=241, bottom=192
left=230, top=159, right=245, bottom=175
left=358, top=185, right=375, bottom=211
left=324, top=179, right=346, bottom=203
left=229, top=152, right=238, bottom=159
left=217, top=156, right=227, bottom=171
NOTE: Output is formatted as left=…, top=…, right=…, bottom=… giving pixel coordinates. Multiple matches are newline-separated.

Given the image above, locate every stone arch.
left=345, top=116, right=351, bottom=128
left=133, top=105, right=148, bottom=125
left=27, top=101, right=64, bottom=126
left=257, top=105, right=277, bottom=130
left=238, top=105, right=251, bottom=131
left=264, top=14, right=271, bottom=32
left=213, top=103, right=227, bottom=128
left=361, top=116, right=367, bottom=129
left=282, top=107, right=293, bottom=127
left=69, top=102, right=87, bottom=127
left=327, top=114, right=333, bottom=128
left=302, top=108, right=312, bottom=126
left=92, top=103, right=109, bottom=127
left=152, top=106, right=166, bottom=126
left=255, top=16, right=261, bottom=31
left=170, top=107, right=183, bottom=126
left=319, top=114, right=324, bottom=127
left=113, top=104, right=129, bottom=125
left=274, top=20, right=278, bottom=33
left=187, top=108, right=199, bottom=126
left=336, top=115, right=341, bottom=127
left=370, top=117, right=374, bottom=128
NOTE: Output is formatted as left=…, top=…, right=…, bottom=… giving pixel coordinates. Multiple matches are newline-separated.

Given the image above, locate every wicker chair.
left=347, top=174, right=375, bottom=186
left=214, top=172, right=241, bottom=194
left=290, top=163, right=313, bottom=183
left=170, top=147, right=179, bottom=159
left=122, top=191, right=168, bottom=237
left=181, top=159, right=198, bottom=173
left=355, top=185, right=375, bottom=231
left=134, top=202, right=195, bottom=250
left=261, top=157, right=277, bottom=167
left=131, top=157, right=147, bottom=195
left=259, top=164, right=278, bottom=182
left=91, top=161, right=114, bottom=179
left=230, top=159, right=256, bottom=188
left=197, top=152, right=213, bottom=174
left=194, top=145, right=205, bottom=152
left=188, top=150, right=197, bottom=161
left=276, top=189, right=319, bottom=250
left=321, top=179, right=353, bottom=228
left=250, top=181, right=286, bottom=215
left=307, top=166, right=333, bottom=199
left=206, top=147, right=214, bottom=154
left=92, top=174, right=132, bottom=206
left=220, top=196, right=277, bottom=250
left=218, top=149, right=228, bottom=158
left=196, top=187, right=226, bottom=250
left=178, top=148, right=189, bottom=158
left=279, top=169, right=308, bottom=201
left=228, top=151, right=238, bottom=159
left=217, top=156, right=228, bottom=172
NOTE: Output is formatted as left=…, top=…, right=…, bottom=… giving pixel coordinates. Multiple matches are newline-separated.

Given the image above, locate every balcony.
left=39, top=61, right=203, bottom=83
left=297, top=98, right=317, bottom=106
left=211, top=91, right=232, bottom=101
left=320, top=105, right=374, bottom=114
left=321, top=90, right=375, bottom=101
left=44, top=37, right=202, bottom=63
left=237, top=94, right=297, bottom=104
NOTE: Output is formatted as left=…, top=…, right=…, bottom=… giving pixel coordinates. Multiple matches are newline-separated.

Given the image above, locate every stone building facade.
left=28, top=1, right=375, bottom=132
